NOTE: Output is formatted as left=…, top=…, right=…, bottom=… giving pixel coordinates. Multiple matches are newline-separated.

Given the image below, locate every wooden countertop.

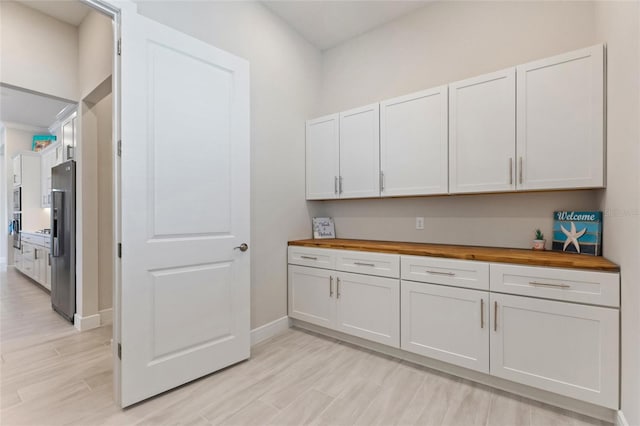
left=288, top=239, right=620, bottom=272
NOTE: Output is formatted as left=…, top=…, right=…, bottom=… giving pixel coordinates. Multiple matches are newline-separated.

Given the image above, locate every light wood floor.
left=1, top=266, right=610, bottom=426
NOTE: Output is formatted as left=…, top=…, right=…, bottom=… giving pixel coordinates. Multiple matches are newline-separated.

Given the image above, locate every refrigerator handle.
left=52, top=190, right=64, bottom=258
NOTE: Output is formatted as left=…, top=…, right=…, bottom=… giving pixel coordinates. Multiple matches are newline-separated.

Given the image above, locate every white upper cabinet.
left=339, top=103, right=380, bottom=199
left=12, top=155, right=22, bottom=187
left=306, top=114, right=340, bottom=200
left=517, top=45, right=604, bottom=190
left=449, top=68, right=516, bottom=194
left=61, top=112, right=77, bottom=161
left=380, top=86, right=448, bottom=196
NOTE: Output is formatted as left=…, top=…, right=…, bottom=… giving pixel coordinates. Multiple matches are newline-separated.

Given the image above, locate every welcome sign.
left=552, top=211, right=602, bottom=256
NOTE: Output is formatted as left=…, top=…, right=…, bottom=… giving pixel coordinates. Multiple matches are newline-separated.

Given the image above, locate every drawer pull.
left=300, top=255, right=318, bottom=260
left=329, top=276, right=333, bottom=297
left=480, top=299, right=484, bottom=329
left=529, top=281, right=571, bottom=289
left=426, top=270, right=455, bottom=277
left=354, top=262, right=375, bottom=267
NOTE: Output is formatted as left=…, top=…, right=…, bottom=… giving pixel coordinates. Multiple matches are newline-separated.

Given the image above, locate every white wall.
left=96, top=94, right=113, bottom=312
left=310, top=1, right=600, bottom=249
left=135, top=1, right=322, bottom=328
left=594, top=2, right=640, bottom=424
left=78, top=10, right=114, bottom=100
left=0, top=1, right=78, bottom=101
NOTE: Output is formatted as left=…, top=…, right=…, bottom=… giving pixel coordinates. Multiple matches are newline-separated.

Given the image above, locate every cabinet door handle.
left=494, top=301, right=498, bottom=332
left=354, top=262, right=375, bottom=267
left=509, top=158, right=513, bottom=185
left=339, top=176, right=343, bottom=194
left=34, top=249, right=38, bottom=260
left=426, top=270, right=455, bottom=277
left=380, top=171, right=385, bottom=192
left=529, top=281, right=571, bottom=289
left=334, top=176, right=338, bottom=195
left=336, top=277, right=341, bottom=299
left=480, top=299, right=484, bottom=329
left=519, top=157, right=523, bottom=184
left=329, top=276, right=333, bottom=297
left=48, top=253, right=51, bottom=266
left=301, top=255, right=317, bottom=260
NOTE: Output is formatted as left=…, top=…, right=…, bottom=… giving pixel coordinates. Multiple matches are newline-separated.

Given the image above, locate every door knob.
left=234, top=243, right=249, bottom=252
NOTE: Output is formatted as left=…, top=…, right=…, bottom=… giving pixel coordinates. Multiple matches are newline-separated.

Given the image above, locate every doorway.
left=0, top=0, right=120, bottom=414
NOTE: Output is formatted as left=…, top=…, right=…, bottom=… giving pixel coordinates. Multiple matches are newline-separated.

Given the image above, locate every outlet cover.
left=416, top=217, right=424, bottom=230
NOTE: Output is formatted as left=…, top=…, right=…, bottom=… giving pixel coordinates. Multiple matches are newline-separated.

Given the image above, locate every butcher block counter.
left=288, top=238, right=619, bottom=272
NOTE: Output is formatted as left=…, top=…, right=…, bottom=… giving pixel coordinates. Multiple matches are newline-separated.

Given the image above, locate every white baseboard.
left=250, top=316, right=290, bottom=346
left=616, top=411, right=629, bottom=426
left=74, top=313, right=101, bottom=331
left=99, top=308, right=113, bottom=326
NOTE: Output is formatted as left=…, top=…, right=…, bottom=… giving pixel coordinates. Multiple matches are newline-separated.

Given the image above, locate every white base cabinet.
left=288, top=265, right=334, bottom=329
left=490, top=293, right=618, bottom=408
left=401, top=281, right=489, bottom=373
left=335, top=271, right=399, bottom=347
left=16, top=234, right=51, bottom=291
left=288, top=266, right=400, bottom=348
left=288, top=247, right=400, bottom=348
left=288, top=243, right=620, bottom=410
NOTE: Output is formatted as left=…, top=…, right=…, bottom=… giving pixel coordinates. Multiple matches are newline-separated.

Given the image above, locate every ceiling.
left=16, top=0, right=90, bottom=26
left=262, top=1, right=430, bottom=50
left=0, top=86, right=76, bottom=129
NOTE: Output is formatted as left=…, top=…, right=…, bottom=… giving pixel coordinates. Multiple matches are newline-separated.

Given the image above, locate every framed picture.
left=552, top=211, right=602, bottom=256
left=312, top=217, right=336, bottom=239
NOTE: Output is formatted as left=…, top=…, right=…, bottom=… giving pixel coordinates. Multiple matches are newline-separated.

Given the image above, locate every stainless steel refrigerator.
left=51, top=160, right=76, bottom=322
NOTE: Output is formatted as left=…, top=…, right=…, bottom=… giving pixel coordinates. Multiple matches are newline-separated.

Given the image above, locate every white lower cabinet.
left=401, top=281, right=489, bottom=373
left=288, top=253, right=401, bottom=348
left=288, top=245, right=620, bottom=410
left=335, top=272, right=399, bottom=347
left=288, top=265, right=334, bottom=329
left=15, top=237, right=51, bottom=291
left=490, top=293, right=619, bottom=408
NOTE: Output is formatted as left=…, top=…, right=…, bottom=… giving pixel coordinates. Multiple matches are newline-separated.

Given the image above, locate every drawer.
left=21, top=234, right=46, bottom=246
left=401, top=255, right=489, bottom=290
left=335, top=250, right=399, bottom=278
left=490, top=264, right=619, bottom=307
left=288, top=246, right=335, bottom=269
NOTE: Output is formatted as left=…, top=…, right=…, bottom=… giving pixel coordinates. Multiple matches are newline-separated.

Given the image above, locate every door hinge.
left=117, top=140, right=121, bottom=157
left=117, top=343, right=122, bottom=360
left=118, top=243, right=122, bottom=258
left=117, top=39, right=121, bottom=56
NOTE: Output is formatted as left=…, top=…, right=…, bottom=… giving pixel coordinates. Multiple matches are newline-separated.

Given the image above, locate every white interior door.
left=119, top=11, right=250, bottom=407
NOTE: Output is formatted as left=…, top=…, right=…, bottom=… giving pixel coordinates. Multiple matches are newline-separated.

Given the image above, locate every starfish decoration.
left=560, top=221, right=587, bottom=253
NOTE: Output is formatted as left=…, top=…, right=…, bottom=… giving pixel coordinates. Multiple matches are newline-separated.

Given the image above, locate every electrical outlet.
left=416, top=217, right=424, bottom=230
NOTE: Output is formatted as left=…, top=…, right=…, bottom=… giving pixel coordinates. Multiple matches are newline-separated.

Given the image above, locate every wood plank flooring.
left=0, top=266, right=611, bottom=425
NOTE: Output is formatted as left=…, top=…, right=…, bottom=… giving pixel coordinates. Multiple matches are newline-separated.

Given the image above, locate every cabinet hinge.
left=118, top=243, right=122, bottom=258
left=117, top=140, right=122, bottom=157
left=117, top=39, right=121, bottom=56
left=117, top=343, right=122, bottom=360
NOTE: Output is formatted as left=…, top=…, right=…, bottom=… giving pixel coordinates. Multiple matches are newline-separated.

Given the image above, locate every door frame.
left=78, top=0, right=125, bottom=406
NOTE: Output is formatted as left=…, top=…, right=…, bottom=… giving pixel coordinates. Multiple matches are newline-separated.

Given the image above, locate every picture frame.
left=312, top=217, right=336, bottom=239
